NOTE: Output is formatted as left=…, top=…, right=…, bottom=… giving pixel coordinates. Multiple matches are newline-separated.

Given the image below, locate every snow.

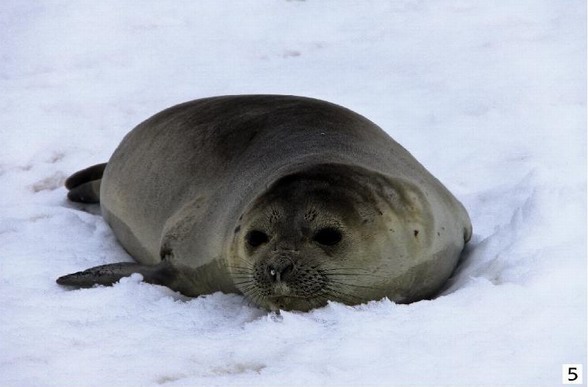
left=0, top=1, right=585, bottom=386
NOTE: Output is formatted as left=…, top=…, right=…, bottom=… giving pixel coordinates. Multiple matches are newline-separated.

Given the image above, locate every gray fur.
left=58, top=95, right=472, bottom=311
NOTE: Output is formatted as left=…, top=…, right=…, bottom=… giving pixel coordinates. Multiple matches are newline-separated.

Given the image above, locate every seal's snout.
left=266, top=258, right=294, bottom=283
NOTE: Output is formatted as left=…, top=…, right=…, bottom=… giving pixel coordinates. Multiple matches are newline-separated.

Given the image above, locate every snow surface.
left=0, top=1, right=586, bottom=386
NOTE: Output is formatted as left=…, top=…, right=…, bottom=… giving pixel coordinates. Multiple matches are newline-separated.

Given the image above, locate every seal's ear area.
left=56, top=262, right=177, bottom=289
left=310, top=163, right=435, bottom=243
left=281, top=163, right=434, bottom=237
left=371, top=174, right=432, bottom=218
left=367, top=172, right=435, bottom=242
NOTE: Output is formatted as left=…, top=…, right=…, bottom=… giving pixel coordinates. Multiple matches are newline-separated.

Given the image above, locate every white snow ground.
left=0, top=1, right=585, bottom=386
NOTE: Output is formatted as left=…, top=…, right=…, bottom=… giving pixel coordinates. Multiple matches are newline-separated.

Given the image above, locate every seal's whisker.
left=249, top=291, right=265, bottom=308
left=323, top=272, right=388, bottom=279
left=228, top=265, right=255, bottom=272
left=321, top=287, right=363, bottom=304
left=322, top=267, right=376, bottom=272
left=229, top=270, right=253, bottom=274
left=233, top=281, right=255, bottom=287
left=235, top=280, right=257, bottom=288
left=322, top=268, right=382, bottom=274
left=327, top=279, right=388, bottom=291
left=229, top=274, right=254, bottom=279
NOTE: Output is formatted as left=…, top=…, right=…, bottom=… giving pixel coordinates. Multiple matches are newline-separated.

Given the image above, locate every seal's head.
left=228, top=164, right=434, bottom=311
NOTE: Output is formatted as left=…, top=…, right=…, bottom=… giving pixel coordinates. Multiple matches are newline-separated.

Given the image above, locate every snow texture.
left=0, top=1, right=585, bottom=386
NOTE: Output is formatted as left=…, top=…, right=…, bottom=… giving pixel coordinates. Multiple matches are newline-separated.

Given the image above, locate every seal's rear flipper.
left=67, top=180, right=102, bottom=203
left=56, top=262, right=177, bottom=289
left=65, top=163, right=107, bottom=203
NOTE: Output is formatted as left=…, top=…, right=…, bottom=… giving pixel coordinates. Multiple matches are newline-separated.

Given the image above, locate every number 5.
left=568, top=367, right=578, bottom=381
left=563, top=364, right=583, bottom=384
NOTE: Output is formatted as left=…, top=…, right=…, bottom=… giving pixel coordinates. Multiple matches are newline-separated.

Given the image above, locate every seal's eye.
left=246, top=230, right=269, bottom=247
left=313, top=228, right=342, bottom=246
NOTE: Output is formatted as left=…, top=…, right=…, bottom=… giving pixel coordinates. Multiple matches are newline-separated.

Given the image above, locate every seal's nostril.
left=267, top=261, right=294, bottom=282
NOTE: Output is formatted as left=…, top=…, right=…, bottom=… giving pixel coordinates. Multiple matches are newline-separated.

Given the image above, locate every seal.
left=57, top=95, right=472, bottom=311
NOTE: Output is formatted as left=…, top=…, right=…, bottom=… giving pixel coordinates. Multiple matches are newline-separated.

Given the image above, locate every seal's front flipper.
left=56, top=262, right=177, bottom=289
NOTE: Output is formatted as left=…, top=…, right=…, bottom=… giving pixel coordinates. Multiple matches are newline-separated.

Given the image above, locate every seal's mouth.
left=235, top=254, right=331, bottom=311
left=271, top=282, right=292, bottom=297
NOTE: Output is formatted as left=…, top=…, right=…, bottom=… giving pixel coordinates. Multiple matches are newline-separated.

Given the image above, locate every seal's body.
left=58, top=95, right=472, bottom=311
